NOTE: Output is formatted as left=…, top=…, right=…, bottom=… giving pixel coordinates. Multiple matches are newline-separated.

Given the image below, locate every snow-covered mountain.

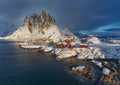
left=4, top=10, right=61, bottom=42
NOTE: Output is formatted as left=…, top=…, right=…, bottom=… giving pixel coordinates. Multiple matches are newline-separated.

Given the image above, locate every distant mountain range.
left=74, top=31, right=120, bottom=38
left=0, top=24, right=17, bottom=37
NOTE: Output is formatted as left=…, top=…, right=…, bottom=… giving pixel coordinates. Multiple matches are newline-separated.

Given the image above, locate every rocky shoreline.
left=18, top=37, right=120, bottom=85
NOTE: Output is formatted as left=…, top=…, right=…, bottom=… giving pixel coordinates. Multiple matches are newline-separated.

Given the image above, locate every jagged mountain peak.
left=21, top=10, right=57, bottom=34
left=23, top=10, right=55, bottom=27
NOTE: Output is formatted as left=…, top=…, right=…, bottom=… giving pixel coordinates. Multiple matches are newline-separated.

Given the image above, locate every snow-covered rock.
left=87, top=35, right=101, bottom=44
left=4, top=10, right=61, bottom=43
left=42, top=46, right=53, bottom=52
left=72, top=65, right=85, bottom=71
left=91, top=60, right=102, bottom=67
left=102, top=67, right=111, bottom=76
left=76, top=47, right=105, bottom=60
left=56, top=49, right=77, bottom=60
left=52, top=48, right=62, bottom=55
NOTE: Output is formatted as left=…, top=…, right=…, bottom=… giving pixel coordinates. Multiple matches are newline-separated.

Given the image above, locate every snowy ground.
left=18, top=35, right=120, bottom=85
left=19, top=41, right=120, bottom=61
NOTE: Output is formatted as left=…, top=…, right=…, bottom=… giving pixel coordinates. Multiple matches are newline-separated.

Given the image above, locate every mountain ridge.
left=4, top=10, right=61, bottom=42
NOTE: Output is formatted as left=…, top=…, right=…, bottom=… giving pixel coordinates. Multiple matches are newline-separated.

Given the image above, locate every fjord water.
left=0, top=40, right=79, bottom=85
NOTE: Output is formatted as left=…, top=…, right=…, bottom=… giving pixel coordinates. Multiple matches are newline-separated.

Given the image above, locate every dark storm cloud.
left=0, top=0, right=120, bottom=32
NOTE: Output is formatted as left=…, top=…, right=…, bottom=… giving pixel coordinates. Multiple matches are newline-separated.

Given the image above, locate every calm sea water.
left=0, top=40, right=79, bottom=85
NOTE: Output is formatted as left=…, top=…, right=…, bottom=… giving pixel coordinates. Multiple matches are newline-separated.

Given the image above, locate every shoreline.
left=1, top=39, right=120, bottom=85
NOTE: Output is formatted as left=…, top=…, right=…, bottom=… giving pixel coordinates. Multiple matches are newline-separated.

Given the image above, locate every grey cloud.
left=0, top=0, right=120, bottom=33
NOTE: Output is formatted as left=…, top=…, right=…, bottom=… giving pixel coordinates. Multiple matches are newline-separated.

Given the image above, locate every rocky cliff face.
left=23, top=10, right=56, bottom=34
left=5, top=10, right=61, bottom=42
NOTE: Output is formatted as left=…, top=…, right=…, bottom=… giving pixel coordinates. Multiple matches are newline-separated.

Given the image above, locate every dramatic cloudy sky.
left=0, top=0, right=120, bottom=34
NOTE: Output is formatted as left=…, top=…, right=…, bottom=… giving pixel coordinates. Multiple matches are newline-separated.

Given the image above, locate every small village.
left=18, top=32, right=120, bottom=85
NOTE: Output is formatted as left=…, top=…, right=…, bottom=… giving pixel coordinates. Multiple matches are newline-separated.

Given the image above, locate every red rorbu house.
left=68, top=44, right=75, bottom=49
left=80, top=45, right=89, bottom=48
left=65, top=38, right=71, bottom=44
left=31, top=41, right=36, bottom=45
left=56, top=43, right=67, bottom=48
left=56, top=38, right=89, bottom=49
